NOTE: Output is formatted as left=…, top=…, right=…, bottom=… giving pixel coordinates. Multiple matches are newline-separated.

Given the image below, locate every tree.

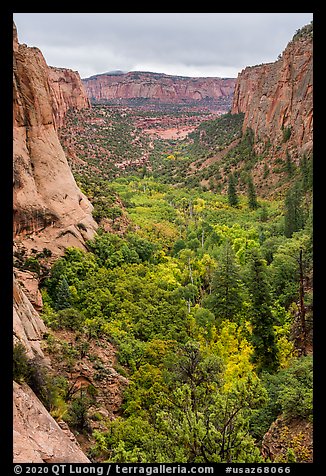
left=158, top=342, right=266, bottom=462
left=285, top=150, right=295, bottom=176
left=13, top=343, right=31, bottom=383
left=228, top=174, right=239, bottom=207
left=282, top=126, right=291, bottom=143
left=284, top=182, right=304, bottom=238
left=263, top=163, right=270, bottom=179
left=172, top=238, right=187, bottom=256
left=207, top=241, right=244, bottom=322
left=299, top=155, right=313, bottom=192
left=246, top=249, right=279, bottom=373
left=53, top=276, right=72, bottom=311
left=107, top=206, right=123, bottom=224
left=66, top=395, right=92, bottom=433
left=247, top=176, right=258, bottom=210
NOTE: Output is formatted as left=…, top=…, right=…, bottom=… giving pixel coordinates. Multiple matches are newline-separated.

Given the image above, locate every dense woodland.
left=14, top=104, right=313, bottom=463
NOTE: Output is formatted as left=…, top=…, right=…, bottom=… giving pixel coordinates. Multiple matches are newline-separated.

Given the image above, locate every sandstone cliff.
left=13, top=22, right=97, bottom=255
left=231, top=24, right=313, bottom=159
left=13, top=274, right=46, bottom=361
left=14, top=381, right=90, bottom=463
left=13, top=275, right=91, bottom=463
left=49, top=66, right=90, bottom=129
left=83, top=71, right=236, bottom=107
left=13, top=23, right=96, bottom=462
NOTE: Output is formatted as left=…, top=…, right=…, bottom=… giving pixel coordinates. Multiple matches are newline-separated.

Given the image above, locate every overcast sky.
left=13, top=13, right=313, bottom=79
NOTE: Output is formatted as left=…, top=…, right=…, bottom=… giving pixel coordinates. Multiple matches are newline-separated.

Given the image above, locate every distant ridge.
left=82, top=70, right=236, bottom=108
left=83, top=70, right=233, bottom=81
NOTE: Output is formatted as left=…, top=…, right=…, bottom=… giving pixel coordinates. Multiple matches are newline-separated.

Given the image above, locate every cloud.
left=13, top=13, right=313, bottom=78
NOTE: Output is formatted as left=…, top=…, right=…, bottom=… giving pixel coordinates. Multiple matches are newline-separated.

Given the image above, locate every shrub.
left=282, top=127, right=291, bottom=143
left=65, top=395, right=92, bottom=433
left=13, top=343, right=31, bottom=383
left=23, top=257, right=41, bottom=275
left=13, top=343, right=69, bottom=412
left=57, top=308, right=85, bottom=331
left=278, top=356, right=313, bottom=420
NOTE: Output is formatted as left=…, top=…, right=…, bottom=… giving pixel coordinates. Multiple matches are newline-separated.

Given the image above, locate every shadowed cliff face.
left=13, top=23, right=97, bottom=253
left=82, top=71, right=236, bottom=106
left=231, top=31, right=313, bottom=159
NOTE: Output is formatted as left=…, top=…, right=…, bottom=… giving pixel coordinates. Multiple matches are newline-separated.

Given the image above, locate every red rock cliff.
left=13, top=22, right=97, bottom=254
left=83, top=71, right=236, bottom=104
left=231, top=25, right=313, bottom=158
left=48, top=66, right=90, bottom=129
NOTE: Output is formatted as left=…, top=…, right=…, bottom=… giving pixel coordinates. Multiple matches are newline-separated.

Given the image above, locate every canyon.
left=12, top=19, right=313, bottom=465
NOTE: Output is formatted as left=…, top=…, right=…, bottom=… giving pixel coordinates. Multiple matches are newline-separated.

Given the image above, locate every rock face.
left=13, top=22, right=97, bottom=254
left=48, top=66, right=90, bottom=129
left=13, top=275, right=91, bottom=463
left=231, top=25, right=313, bottom=158
left=13, top=381, right=90, bottom=463
left=14, top=269, right=43, bottom=312
left=261, top=415, right=313, bottom=463
left=13, top=23, right=94, bottom=463
left=83, top=71, right=236, bottom=106
left=13, top=274, right=46, bottom=361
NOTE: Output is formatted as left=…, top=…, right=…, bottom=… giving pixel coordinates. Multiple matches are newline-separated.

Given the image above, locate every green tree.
left=263, top=163, right=270, bottom=179
left=299, top=155, right=313, bottom=191
left=107, top=206, right=123, bottom=224
left=250, top=355, right=313, bottom=441
left=285, top=150, right=295, bottom=176
left=53, top=276, right=72, bottom=311
left=247, top=176, right=258, bottom=210
left=228, top=174, right=239, bottom=207
left=206, top=241, right=244, bottom=322
left=159, top=342, right=265, bottom=462
left=172, top=239, right=187, bottom=256
left=284, top=182, right=305, bottom=238
left=282, top=126, right=291, bottom=143
left=13, top=343, right=31, bottom=383
left=277, top=355, right=313, bottom=420
left=246, top=249, right=279, bottom=373
left=66, top=395, right=92, bottom=433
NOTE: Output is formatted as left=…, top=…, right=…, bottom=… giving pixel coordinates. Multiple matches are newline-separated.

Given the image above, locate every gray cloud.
left=13, top=13, right=313, bottom=78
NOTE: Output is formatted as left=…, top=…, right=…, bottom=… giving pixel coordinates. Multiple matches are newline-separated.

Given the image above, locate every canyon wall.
left=83, top=71, right=236, bottom=106
left=13, top=22, right=94, bottom=462
left=49, top=66, right=90, bottom=129
left=13, top=22, right=97, bottom=254
left=231, top=25, right=313, bottom=159
left=14, top=380, right=90, bottom=463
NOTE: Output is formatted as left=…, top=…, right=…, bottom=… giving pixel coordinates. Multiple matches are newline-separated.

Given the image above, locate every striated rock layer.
left=13, top=22, right=97, bottom=254
left=232, top=27, right=313, bottom=158
left=83, top=70, right=236, bottom=105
